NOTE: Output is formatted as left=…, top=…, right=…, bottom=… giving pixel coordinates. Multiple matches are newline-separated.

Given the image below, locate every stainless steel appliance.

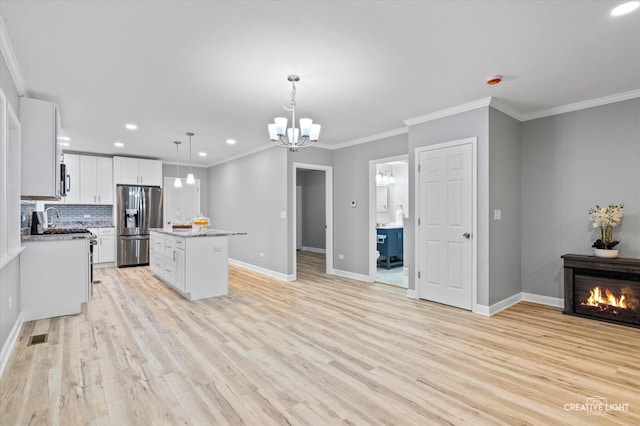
left=116, top=185, right=163, bottom=267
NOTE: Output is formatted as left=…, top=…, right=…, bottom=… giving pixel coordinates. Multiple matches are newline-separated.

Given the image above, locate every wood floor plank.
left=1, top=251, right=639, bottom=425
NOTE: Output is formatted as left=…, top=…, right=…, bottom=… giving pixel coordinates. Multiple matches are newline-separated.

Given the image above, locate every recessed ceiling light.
left=611, top=1, right=639, bottom=16
left=58, top=136, right=71, bottom=141
left=226, top=139, right=236, bottom=145
left=198, top=152, right=207, bottom=157
left=114, top=142, right=124, bottom=147
left=125, top=123, right=138, bottom=130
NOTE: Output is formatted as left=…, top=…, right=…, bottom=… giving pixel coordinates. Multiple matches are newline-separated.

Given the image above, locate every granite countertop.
left=150, top=228, right=247, bottom=238
left=22, top=233, right=92, bottom=242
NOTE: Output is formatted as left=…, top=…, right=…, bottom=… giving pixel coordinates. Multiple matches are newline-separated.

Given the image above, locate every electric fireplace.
left=562, top=254, right=640, bottom=328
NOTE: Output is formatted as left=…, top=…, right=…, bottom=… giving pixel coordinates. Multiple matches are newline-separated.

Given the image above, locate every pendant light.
left=186, top=132, right=195, bottom=184
left=174, top=141, right=182, bottom=188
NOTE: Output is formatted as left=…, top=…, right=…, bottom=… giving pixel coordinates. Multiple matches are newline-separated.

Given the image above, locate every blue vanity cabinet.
left=376, top=227, right=403, bottom=269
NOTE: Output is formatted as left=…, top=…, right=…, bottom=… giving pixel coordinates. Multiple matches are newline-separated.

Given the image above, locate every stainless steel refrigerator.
left=116, top=185, right=163, bottom=267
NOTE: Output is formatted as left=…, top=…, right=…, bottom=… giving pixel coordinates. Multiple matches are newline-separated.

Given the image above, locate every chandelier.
left=267, top=74, right=321, bottom=152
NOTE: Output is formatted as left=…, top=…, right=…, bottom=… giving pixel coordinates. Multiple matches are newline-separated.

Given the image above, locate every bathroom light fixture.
left=114, top=141, right=124, bottom=147
left=198, top=152, right=207, bottom=157
left=58, top=136, right=70, bottom=141
left=267, top=74, right=321, bottom=152
left=376, top=171, right=395, bottom=185
left=186, top=132, right=195, bottom=185
left=125, top=123, right=138, bottom=130
left=226, top=139, right=236, bottom=145
left=174, top=141, right=182, bottom=188
left=611, top=1, right=639, bottom=16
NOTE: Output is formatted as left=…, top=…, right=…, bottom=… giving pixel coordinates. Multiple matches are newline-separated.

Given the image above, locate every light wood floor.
left=1, top=251, right=639, bottom=425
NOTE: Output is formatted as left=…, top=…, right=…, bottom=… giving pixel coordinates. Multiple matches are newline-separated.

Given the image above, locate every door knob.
left=463, top=232, right=471, bottom=239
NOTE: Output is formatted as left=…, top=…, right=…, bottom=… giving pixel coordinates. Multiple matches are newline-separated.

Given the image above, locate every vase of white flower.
left=588, top=204, right=624, bottom=258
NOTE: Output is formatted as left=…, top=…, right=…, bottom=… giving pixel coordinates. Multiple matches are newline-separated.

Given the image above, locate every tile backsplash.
left=21, top=202, right=113, bottom=228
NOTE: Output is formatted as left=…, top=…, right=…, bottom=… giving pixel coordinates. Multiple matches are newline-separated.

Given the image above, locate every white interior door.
left=418, top=143, right=473, bottom=310
left=163, top=178, right=201, bottom=227
left=296, top=186, right=302, bottom=250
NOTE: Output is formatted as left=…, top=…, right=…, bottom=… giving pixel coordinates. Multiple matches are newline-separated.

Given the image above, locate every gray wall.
left=300, top=170, right=326, bottom=250
left=408, top=107, right=489, bottom=303
left=0, top=51, right=21, bottom=356
left=162, top=164, right=209, bottom=217
left=521, top=98, right=640, bottom=299
left=332, top=134, right=408, bottom=276
left=488, top=108, right=522, bottom=304
left=208, top=147, right=289, bottom=275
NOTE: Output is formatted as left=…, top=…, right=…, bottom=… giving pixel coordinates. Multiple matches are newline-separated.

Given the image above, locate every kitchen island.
left=149, top=228, right=246, bottom=300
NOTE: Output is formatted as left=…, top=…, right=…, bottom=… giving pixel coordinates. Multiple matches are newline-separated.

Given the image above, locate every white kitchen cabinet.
left=20, top=237, right=90, bottom=321
left=98, top=227, right=115, bottom=263
left=89, top=227, right=115, bottom=264
left=113, top=156, right=163, bottom=186
left=20, top=97, right=63, bottom=200
left=150, top=230, right=229, bottom=300
left=80, top=155, right=113, bottom=204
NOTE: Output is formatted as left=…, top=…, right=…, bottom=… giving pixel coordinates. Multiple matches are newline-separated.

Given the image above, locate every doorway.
left=369, top=155, right=409, bottom=288
left=415, top=138, right=477, bottom=310
left=292, top=163, right=333, bottom=280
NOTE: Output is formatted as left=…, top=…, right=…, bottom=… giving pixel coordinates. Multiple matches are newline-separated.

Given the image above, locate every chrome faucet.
left=44, top=207, right=61, bottom=227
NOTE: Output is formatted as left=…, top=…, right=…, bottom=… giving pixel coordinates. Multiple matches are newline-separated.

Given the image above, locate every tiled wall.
left=21, top=202, right=113, bottom=228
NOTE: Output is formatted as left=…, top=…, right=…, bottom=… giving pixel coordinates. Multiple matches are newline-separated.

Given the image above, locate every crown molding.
left=0, top=15, right=27, bottom=96
left=403, top=97, right=492, bottom=126
left=207, top=144, right=276, bottom=167
left=520, top=89, right=640, bottom=121
left=489, top=97, right=525, bottom=121
left=329, top=127, right=408, bottom=151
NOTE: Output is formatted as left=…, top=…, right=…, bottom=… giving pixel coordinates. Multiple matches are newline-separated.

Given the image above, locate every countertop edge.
left=150, top=228, right=247, bottom=238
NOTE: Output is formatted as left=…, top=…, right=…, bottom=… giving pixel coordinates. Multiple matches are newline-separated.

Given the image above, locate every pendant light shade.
left=186, top=132, right=195, bottom=184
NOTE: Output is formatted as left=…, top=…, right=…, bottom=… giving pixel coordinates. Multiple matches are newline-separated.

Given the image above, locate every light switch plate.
left=494, top=209, right=502, bottom=220
left=280, top=211, right=287, bottom=219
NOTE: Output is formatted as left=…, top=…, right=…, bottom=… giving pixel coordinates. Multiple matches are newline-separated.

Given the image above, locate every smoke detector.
left=486, top=75, right=503, bottom=85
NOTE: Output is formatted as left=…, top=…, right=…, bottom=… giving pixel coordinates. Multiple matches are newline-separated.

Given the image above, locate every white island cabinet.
left=150, top=229, right=245, bottom=300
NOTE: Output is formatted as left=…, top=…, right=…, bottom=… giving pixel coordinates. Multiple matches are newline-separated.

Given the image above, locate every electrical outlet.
left=338, top=254, right=344, bottom=260
left=494, top=209, right=502, bottom=220
left=280, top=211, right=287, bottom=219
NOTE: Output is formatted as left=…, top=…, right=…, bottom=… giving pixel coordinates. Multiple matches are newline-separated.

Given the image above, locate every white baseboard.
left=475, top=292, right=564, bottom=317
left=0, top=312, right=23, bottom=380
left=522, top=292, right=564, bottom=308
left=228, top=258, right=295, bottom=282
left=406, top=289, right=417, bottom=299
left=301, top=247, right=326, bottom=254
left=331, top=268, right=375, bottom=283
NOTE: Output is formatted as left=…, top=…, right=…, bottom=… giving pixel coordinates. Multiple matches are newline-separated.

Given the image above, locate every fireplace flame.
left=585, top=286, right=627, bottom=309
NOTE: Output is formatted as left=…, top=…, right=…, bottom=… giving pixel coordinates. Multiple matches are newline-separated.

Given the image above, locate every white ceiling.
left=1, top=1, right=639, bottom=166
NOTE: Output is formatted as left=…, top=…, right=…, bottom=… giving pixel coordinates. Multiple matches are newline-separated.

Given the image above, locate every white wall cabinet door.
left=139, top=159, right=163, bottom=186
left=80, top=156, right=98, bottom=204
left=96, top=157, right=113, bottom=204
left=114, top=156, right=142, bottom=185
left=79, top=156, right=113, bottom=204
